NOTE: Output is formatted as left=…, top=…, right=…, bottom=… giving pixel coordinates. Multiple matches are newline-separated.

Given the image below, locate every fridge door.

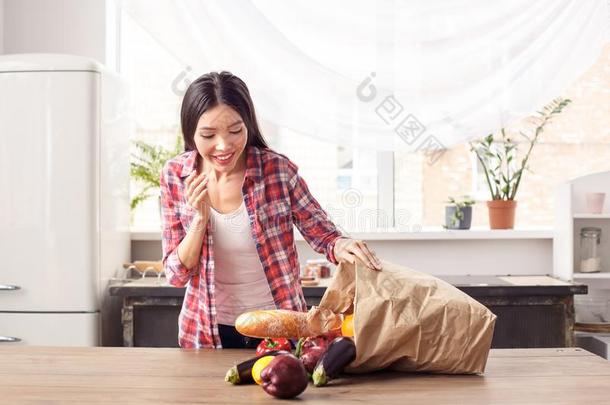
left=0, top=312, right=99, bottom=346
left=0, top=69, right=100, bottom=311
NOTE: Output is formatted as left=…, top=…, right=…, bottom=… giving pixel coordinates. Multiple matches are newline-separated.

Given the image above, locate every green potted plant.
left=444, top=196, right=475, bottom=230
left=469, top=98, right=571, bottom=229
left=130, top=135, right=184, bottom=218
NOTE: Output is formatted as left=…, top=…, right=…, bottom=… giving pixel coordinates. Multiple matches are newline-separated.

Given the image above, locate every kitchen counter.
left=2, top=346, right=609, bottom=404
left=109, top=275, right=587, bottom=348
left=109, top=275, right=587, bottom=298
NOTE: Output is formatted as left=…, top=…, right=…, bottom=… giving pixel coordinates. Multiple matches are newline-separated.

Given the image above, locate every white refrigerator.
left=0, top=54, right=131, bottom=346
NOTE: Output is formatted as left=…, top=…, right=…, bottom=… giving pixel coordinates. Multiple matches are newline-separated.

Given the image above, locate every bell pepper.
left=341, top=314, right=354, bottom=337
left=256, top=338, right=292, bottom=356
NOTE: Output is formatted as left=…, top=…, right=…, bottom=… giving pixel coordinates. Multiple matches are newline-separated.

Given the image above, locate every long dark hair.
left=180, top=71, right=268, bottom=152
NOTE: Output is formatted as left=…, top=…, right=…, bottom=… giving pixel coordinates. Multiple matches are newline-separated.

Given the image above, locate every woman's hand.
left=175, top=171, right=210, bottom=269
left=184, top=171, right=210, bottom=219
left=333, top=238, right=382, bottom=271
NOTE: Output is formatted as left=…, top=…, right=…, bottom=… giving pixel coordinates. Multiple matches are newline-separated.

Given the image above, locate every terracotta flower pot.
left=487, top=200, right=517, bottom=229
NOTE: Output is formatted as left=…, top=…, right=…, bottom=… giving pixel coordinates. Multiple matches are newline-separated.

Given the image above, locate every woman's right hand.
left=184, top=171, right=210, bottom=218
left=176, top=171, right=210, bottom=268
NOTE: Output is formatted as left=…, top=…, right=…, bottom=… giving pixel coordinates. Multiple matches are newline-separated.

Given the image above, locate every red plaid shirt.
left=160, top=146, right=345, bottom=348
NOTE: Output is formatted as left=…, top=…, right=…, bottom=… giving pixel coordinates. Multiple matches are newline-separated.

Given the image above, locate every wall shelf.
left=572, top=273, right=610, bottom=279
left=554, top=170, right=610, bottom=286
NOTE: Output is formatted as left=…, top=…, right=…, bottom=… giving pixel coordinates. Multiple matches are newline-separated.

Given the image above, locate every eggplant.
left=224, top=350, right=289, bottom=384
left=312, top=337, right=356, bottom=387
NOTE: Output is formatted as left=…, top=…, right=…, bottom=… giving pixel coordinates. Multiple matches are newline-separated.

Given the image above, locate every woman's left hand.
left=333, top=238, right=382, bottom=271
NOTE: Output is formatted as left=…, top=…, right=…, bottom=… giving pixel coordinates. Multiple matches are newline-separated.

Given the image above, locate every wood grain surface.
left=1, top=346, right=609, bottom=404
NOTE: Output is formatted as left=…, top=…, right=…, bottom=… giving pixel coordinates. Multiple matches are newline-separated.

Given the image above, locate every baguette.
left=235, top=308, right=342, bottom=339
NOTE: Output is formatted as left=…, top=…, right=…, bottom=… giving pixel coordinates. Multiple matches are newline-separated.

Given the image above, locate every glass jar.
left=302, top=259, right=332, bottom=278
left=579, top=227, right=602, bottom=273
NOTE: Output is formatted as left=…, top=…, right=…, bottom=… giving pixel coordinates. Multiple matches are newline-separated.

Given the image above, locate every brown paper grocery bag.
left=314, top=260, right=496, bottom=374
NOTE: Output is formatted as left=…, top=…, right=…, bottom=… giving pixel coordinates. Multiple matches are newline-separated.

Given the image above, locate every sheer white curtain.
left=120, top=0, right=609, bottom=151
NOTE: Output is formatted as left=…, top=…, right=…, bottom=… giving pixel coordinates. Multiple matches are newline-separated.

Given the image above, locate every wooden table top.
left=2, top=346, right=609, bottom=404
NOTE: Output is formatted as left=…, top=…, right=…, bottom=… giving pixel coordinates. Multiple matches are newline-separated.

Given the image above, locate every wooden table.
left=2, top=347, right=609, bottom=404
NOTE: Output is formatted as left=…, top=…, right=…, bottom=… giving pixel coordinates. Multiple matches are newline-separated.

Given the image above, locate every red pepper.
left=256, top=338, right=292, bottom=356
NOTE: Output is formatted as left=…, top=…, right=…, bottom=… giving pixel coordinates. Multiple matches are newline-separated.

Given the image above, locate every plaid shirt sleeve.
left=160, top=162, right=199, bottom=287
left=286, top=160, right=346, bottom=265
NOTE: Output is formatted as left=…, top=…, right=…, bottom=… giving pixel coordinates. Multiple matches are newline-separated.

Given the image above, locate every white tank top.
left=210, top=200, right=276, bottom=325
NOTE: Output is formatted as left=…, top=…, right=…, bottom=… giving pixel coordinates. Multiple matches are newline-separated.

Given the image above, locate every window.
left=121, top=9, right=610, bottom=232
left=121, top=12, right=381, bottom=232
left=393, top=41, right=610, bottom=230
left=269, top=126, right=379, bottom=233
left=120, top=10, right=186, bottom=229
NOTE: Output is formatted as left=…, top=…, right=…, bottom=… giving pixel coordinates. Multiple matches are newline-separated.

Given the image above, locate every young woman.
left=160, top=71, right=382, bottom=349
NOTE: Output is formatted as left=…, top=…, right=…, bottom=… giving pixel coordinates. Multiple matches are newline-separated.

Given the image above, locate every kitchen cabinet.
left=554, top=171, right=610, bottom=342
left=554, top=170, right=610, bottom=285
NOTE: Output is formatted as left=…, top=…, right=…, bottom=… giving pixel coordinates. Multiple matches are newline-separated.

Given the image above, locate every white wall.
left=0, top=0, right=5, bottom=54
left=296, top=239, right=553, bottom=276
left=3, top=0, right=106, bottom=63
left=131, top=237, right=554, bottom=276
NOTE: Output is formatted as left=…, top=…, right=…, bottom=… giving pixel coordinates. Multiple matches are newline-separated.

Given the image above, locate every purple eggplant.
left=312, top=337, right=356, bottom=386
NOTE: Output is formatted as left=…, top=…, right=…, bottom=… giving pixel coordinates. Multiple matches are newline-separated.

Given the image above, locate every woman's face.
left=194, top=103, right=248, bottom=175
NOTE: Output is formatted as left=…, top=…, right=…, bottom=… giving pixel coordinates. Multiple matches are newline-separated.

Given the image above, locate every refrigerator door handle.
left=0, top=284, right=21, bottom=291
left=0, top=336, right=22, bottom=343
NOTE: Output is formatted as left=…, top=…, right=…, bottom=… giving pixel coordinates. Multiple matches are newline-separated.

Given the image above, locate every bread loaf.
left=235, top=308, right=342, bottom=339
